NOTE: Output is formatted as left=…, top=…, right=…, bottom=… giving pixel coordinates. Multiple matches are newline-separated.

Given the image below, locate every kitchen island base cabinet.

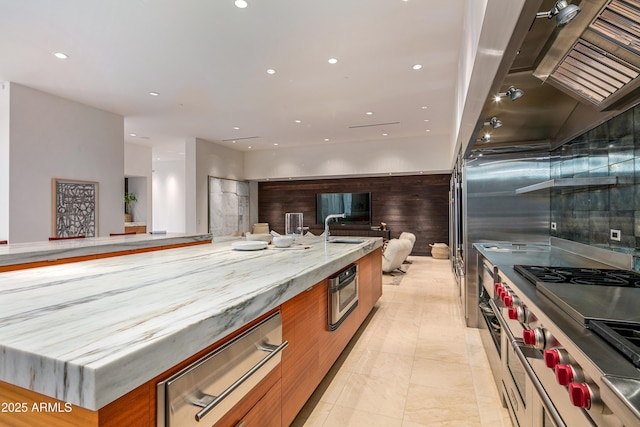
left=281, top=247, right=382, bottom=425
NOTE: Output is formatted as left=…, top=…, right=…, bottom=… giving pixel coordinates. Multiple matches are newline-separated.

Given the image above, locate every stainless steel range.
left=491, top=263, right=640, bottom=427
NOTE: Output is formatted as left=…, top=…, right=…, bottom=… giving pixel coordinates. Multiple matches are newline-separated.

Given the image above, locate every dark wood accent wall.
left=258, top=175, right=450, bottom=256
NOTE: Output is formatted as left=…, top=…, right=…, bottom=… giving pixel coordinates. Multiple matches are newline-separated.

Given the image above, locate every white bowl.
left=246, top=232, right=273, bottom=243
left=272, top=235, right=294, bottom=248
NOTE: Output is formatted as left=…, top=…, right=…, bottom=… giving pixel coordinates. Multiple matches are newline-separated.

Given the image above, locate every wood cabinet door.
left=235, top=379, right=281, bottom=427
left=281, top=282, right=324, bottom=426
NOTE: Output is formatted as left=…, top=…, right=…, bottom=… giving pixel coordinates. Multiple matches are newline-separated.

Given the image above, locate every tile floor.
left=292, top=256, right=513, bottom=427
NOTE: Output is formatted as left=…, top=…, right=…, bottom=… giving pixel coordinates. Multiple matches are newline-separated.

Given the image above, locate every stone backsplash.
left=549, top=105, right=640, bottom=270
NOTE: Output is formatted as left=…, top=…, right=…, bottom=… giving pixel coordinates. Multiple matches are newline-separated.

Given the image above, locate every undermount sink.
left=329, top=239, right=365, bottom=244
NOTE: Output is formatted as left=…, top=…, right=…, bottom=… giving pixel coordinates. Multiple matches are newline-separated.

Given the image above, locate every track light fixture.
left=480, top=133, right=491, bottom=144
left=495, top=86, right=524, bottom=102
left=536, top=0, right=581, bottom=27
left=484, top=117, right=503, bottom=129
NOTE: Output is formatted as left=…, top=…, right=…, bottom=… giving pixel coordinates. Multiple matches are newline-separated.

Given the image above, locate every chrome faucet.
left=324, top=213, right=346, bottom=241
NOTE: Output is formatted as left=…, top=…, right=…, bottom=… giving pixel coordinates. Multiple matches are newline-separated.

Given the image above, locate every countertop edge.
left=0, top=233, right=213, bottom=267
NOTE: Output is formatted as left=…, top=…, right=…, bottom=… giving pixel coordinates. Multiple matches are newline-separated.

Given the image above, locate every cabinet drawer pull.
left=193, top=340, right=288, bottom=422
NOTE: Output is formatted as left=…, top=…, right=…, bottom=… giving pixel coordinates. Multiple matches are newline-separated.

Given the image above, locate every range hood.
left=535, top=0, right=640, bottom=110
left=468, top=0, right=640, bottom=158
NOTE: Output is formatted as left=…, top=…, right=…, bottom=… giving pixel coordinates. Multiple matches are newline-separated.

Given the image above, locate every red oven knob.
left=509, top=306, right=528, bottom=323
left=523, top=329, right=536, bottom=345
left=556, top=364, right=583, bottom=386
left=544, top=349, right=568, bottom=369
left=569, top=383, right=592, bottom=409
left=503, top=294, right=513, bottom=307
left=555, top=364, right=574, bottom=385
left=523, top=327, right=549, bottom=349
left=494, top=283, right=502, bottom=294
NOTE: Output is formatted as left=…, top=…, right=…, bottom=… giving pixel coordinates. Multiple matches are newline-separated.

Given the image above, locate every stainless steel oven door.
left=328, top=264, right=358, bottom=331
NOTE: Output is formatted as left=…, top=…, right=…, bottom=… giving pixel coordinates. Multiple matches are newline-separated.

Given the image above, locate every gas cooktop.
left=514, top=265, right=640, bottom=369
left=514, top=265, right=640, bottom=287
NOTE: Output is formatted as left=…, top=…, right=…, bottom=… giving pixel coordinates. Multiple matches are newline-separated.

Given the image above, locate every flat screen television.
left=316, top=192, right=372, bottom=225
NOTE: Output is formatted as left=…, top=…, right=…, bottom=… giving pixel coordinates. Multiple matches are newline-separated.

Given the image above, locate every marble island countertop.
left=0, top=232, right=212, bottom=267
left=0, top=236, right=382, bottom=411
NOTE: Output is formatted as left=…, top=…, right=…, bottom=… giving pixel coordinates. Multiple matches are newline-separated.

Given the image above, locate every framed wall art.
left=52, top=178, right=99, bottom=238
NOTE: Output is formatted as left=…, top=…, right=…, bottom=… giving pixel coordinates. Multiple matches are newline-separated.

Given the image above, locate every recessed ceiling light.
left=382, top=133, right=388, bottom=136
left=248, top=146, right=252, bottom=149
left=232, top=140, right=237, bottom=143
left=273, top=143, right=279, bottom=146
left=294, top=120, right=301, bottom=123
left=324, top=138, right=330, bottom=142
left=149, top=92, right=159, bottom=96
left=328, top=58, right=338, bottom=64
left=53, top=52, right=68, bottom=59
left=266, top=68, right=276, bottom=75
left=424, top=119, right=430, bottom=122
left=426, top=129, right=431, bottom=132
left=421, top=106, right=428, bottom=109
left=234, top=0, right=248, bottom=8
left=412, top=64, right=422, bottom=70
left=129, top=133, right=137, bottom=137
left=366, top=111, right=373, bottom=115
left=233, top=126, right=240, bottom=130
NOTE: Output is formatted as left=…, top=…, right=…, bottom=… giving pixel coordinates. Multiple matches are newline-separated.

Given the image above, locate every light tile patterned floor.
left=292, top=256, right=513, bottom=427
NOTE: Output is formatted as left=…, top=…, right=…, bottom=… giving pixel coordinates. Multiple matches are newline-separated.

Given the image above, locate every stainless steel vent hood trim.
left=549, top=38, right=640, bottom=104
left=533, top=0, right=640, bottom=109
left=534, top=0, right=608, bottom=82
left=591, top=0, right=640, bottom=56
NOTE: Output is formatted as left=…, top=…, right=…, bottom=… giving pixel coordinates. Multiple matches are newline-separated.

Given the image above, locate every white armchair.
left=382, top=238, right=413, bottom=273
left=398, top=232, right=416, bottom=251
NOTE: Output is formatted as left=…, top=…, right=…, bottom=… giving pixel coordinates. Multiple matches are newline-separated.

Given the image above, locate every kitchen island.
left=0, top=236, right=382, bottom=426
left=0, top=232, right=213, bottom=271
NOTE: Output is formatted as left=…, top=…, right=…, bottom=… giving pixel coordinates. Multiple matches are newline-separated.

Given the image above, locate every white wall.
left=0, top=83, right=9, bottom=241
left=194, top=137, right=245, bottom=234
left=7, top=83, right=124, bottom=243
left=152, top=156, right=186, bottom=233
left=243, top=135, right=450, bottom=181
left=125, top=142, right=153, bottom=228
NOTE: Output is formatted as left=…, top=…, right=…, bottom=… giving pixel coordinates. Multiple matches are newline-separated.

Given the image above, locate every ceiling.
left=0, top=0, right=468, bottom=161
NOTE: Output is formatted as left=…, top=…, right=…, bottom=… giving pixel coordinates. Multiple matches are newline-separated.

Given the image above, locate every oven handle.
left=330, top=273, right=357, bottom=292
left=481, top=260, right=494, bottom=278
left=193, top=340, right=288, bottom=422
left=489, top=299, right=567, bottom=427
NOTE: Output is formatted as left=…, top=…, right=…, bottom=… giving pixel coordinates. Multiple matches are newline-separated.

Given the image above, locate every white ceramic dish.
left=231, top=241, right=268, bottom=251
left=272, top=236, right=294, bottom=248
